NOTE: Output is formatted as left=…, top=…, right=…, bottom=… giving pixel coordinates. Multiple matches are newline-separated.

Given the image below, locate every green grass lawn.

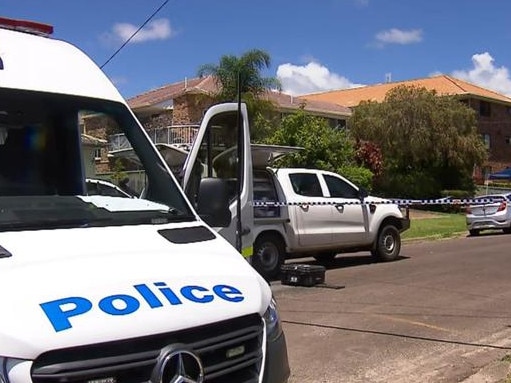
left=402, top=213, right=467, bottom=241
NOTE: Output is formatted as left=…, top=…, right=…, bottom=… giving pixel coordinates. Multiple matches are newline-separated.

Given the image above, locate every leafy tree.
left=349, top=85, right=487, bottom=198
left=197, top=49, right=280, bottom=142
left=355, top=139, right=384, bottom=177
left=110, top=158, right=128, bottom=185
left=267, top=107, right=374, bottom=190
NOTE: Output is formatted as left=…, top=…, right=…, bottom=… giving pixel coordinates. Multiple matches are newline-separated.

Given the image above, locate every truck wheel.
left=372, top=225, right=401, bottom=262
left=469, top=229, right=480, bottom=236
left=253, top=234, right=285, bottom=281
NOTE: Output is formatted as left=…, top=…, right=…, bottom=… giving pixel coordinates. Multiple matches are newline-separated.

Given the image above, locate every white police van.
left=0, top=17, right=289, bottom=383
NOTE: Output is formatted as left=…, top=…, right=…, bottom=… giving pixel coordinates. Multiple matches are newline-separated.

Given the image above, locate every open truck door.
left=182, top=103, right=254, bottom=259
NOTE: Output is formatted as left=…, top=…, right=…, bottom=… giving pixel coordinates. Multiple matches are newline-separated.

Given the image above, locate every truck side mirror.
left=358, top=187, right=369, bottom=200
left=197, top=178, right=232, bottom=227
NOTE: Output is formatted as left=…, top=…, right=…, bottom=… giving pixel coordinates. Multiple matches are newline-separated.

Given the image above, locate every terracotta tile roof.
left=263, top=91, right=351, bottom=117
left=299, top=75, right=511, bottom=107
left=128, top=76, right=351, bottom=117
left=127, top=76, right=218, bottom=109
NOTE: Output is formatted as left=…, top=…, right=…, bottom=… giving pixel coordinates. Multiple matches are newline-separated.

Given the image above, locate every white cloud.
left=105, top=18, right=173, bottom=44
left=452, top=52, right=511, bottom=97
left=375, top=28, right=423, bottom=46
left=276, top=61, right=363, bottom=96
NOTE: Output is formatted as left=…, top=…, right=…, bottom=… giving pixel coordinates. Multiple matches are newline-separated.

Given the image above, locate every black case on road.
left=280, top=264, right=326, bottom=287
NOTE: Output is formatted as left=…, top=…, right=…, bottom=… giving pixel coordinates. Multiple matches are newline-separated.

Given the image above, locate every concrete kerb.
left=460, top=358, right=511, bottom=383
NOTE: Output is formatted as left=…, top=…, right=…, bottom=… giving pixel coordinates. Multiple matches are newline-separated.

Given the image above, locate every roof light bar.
left=0, top=17, right=53, bottom=36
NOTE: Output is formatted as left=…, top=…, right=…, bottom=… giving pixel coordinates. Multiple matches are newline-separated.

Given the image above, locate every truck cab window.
left=289, top=173, right=323, bottom=197
left=324, top=174, right=359, bottom=198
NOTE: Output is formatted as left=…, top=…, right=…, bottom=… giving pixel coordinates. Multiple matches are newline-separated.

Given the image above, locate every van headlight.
left=263, top=297, right=283, bottom=342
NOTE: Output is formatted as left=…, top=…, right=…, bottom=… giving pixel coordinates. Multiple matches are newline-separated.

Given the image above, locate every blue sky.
left=3, top=0, right=511, bottom=99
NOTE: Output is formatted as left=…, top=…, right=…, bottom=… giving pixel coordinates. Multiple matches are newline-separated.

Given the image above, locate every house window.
left=94, top=148, right=102, bottom=160
left=479, top=101, right=491, bottom=117
left=482, top=133, right=491, bottom=149
left=329, top=119, right=347, bottom=130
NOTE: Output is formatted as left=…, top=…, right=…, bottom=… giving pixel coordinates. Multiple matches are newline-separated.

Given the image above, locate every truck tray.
left=280, top=264, right=326, bottom=287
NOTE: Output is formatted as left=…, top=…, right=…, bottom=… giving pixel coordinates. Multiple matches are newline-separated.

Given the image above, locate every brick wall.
left=477, top=101, right=511, bottom=170
left=139, top=111, right=174, bottom=130
left=172, top=93, right=215, bottom=125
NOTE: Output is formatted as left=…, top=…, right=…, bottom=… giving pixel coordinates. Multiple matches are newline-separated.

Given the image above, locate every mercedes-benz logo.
left=154, top=347, right=204, bottom=383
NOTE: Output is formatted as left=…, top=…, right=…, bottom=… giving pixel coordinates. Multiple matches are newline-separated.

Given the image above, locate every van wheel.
left=253, top=234, right=285, bottom=281
left=371, top=225, right=401, bottom=262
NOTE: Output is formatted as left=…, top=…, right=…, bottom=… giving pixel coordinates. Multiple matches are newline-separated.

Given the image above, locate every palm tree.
left=197, top=49, right=281, bottom=141
left=198, top=49, right=281, bottom=102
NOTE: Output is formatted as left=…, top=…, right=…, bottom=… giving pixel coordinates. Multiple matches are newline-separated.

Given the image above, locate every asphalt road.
left=271, top=232, right=511, bottom=383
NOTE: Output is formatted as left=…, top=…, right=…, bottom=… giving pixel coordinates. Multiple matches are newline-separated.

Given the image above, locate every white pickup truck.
left=251, top=166, right=410, bottom=279
left=111, top=107, right=411, bottom=281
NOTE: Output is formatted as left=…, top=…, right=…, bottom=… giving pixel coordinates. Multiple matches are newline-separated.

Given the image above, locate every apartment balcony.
left=109, top=125, right=199, bottom=151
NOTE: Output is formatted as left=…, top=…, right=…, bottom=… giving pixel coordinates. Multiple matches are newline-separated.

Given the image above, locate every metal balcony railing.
left=109, top=125, right=199, bottom=151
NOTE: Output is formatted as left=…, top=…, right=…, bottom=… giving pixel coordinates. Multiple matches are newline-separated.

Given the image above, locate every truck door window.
left=289, top=173, right=323, bottom=197
left=324, top=174, right=359, bottom=198
left=185, top=111, right=239, bottom=205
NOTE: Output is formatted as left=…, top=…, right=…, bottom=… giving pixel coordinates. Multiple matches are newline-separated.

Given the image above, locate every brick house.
left=81, top=75, right=351, bottom=178
left=124, top=75, right=352, bottom=147
left=299, top=75, right=511, bottom=181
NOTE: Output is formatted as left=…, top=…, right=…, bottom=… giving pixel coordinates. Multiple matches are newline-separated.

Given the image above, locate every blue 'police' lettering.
left=40, top=297, right=93, bottom=332
left=213, top=285, right=244, bottom=302
left=40, top=283, right=244, bottom=332
left=98, top=294, right=140, bottom=315
left=181, top=285, right=214, bottom=303
left=134, top=284, right=163, bottom=308
left=155, top=282, right=183, bottom=305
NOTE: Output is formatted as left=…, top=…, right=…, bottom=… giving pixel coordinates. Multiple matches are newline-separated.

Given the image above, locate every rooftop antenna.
left=385, top=73, right=392, bottom=83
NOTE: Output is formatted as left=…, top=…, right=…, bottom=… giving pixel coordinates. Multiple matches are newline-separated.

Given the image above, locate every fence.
left=109, top=125, right=199, bottom=151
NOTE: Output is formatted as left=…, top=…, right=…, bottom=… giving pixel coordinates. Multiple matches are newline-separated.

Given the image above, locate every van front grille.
left=32, top=314, right=263, bottom=383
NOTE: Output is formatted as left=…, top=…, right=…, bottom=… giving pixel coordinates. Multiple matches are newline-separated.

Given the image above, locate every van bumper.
left=263, top=330, right=290, bottom=383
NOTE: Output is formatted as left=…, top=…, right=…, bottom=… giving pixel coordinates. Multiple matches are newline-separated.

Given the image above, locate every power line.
left=100, top=0, right=170, bottom=69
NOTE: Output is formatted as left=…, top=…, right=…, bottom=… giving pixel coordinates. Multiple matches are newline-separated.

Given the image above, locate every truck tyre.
left=469, top=229, right=480, bottom=236
left=253, top=234, right=285, bottom=281
left=371, top=224, right=401, bottom=262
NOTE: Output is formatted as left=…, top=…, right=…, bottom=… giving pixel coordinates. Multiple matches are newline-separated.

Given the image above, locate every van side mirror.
left=358, top=187, right=369, bottom=200
left=197, top=178, right=232, bottom=227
